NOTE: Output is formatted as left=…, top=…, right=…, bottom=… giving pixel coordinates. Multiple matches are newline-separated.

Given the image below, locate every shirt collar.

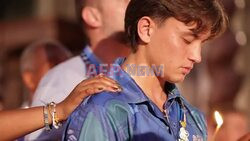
left=109, top=57, right=181, bottom=104
left=81, top=45, right=102, bottom=66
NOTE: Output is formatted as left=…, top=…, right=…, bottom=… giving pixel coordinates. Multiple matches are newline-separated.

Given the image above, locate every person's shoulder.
left=68, top=91, right=131, bottom=126
left=66, top=92, right=132, bottom=140
left=32, top=56, right=87, bottom=105
left=78, top=91, right=132, bottom=115
left=38, top=56, right=86, bottom=87
left=185, top=102, right=204, bottom=116
left=182, top=98, right=205, bottom=117
left=88, top=91, right=129, bottom=107
left=46, top=56, right=85, bottom=77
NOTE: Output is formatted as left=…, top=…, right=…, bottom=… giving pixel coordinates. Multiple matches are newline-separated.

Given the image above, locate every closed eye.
left=182, top=38, right=192, bottom=44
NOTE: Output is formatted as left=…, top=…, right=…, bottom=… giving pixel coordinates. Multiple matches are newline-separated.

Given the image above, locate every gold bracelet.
left=43, top=105, right=52, bottom=131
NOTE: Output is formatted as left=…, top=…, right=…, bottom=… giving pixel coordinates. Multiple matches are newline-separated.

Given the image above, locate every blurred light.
left=235, top=31, right=247, bottom=46
left=234, top=0, right=245, bottom=9
left=214, top=111, right=223, bottom=127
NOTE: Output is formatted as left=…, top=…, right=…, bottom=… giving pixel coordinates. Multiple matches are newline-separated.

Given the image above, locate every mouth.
left=181, top=66, right=193, bottom=75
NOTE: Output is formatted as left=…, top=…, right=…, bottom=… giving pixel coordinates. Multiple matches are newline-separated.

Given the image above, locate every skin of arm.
left=0, top=74, right=122, bottom=141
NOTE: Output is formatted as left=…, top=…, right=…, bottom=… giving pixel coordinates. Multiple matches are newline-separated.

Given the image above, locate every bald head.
left=20, top=40, right=72, bottom=101
left=20, top=40, right=72, bottom=73
left=75, top=0, right=129, bottom=44
left=75, top=0, right=130, bottom=64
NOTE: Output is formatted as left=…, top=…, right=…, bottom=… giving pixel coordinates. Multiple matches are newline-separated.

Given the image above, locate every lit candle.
left=212, top=111, right=223, bottom=141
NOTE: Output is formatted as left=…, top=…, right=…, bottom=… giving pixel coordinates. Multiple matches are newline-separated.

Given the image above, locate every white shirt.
left=32, top=56, right=86, bottom=106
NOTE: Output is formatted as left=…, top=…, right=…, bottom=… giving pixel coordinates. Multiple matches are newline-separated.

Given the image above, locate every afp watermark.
left=86, top=63, right=164, bottom=77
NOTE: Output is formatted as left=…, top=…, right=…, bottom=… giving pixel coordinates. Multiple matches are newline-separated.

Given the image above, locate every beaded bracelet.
left=48, top=102, right=62, bottom=129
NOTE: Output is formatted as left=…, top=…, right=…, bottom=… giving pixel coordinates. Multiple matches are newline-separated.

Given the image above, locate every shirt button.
left=173, top=123, right=177, bottom=128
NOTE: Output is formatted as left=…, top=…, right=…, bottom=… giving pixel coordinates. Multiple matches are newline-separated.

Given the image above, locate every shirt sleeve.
left=65, top=100, right=133, bottom=141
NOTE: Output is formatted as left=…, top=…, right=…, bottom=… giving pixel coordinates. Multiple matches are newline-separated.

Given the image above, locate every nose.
left=188, top=42, right=202, bottom=63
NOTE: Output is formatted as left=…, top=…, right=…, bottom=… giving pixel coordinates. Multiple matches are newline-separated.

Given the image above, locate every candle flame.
left=214, top=111, right=223, bottom=127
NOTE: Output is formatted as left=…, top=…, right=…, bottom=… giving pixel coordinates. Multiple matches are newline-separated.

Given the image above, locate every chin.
left=176, top=78, right=185, bottom=83
left=161, top=74, right=185, bottom=84
left=171, top=78, right=185, bottom=83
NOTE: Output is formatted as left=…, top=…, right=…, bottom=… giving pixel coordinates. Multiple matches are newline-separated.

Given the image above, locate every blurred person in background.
left=20, top=39, right=72, bottom=107
left=207, top=0, right=243, bottom=108
left=27, top=0, right=130, bottom=140
left=207, top=107, right=249, bottom=141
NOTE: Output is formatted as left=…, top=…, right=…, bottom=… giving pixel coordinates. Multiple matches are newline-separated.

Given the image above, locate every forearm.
left=0, top=107, right=48, bottom=140
left=0, top=75, right=120, bottom=141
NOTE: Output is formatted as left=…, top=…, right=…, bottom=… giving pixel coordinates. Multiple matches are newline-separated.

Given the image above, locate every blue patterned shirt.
left=63, top=58, right=207, bottom=141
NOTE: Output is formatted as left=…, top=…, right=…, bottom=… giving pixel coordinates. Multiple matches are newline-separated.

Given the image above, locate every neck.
left=88, top=32, right=130, bottom=64
left=122, top=48, right=167, bottom=111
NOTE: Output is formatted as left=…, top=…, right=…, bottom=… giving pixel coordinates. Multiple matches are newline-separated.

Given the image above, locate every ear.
left=82, top=6, right=102, bottom=28
left=22, top=71, right=35, bottom=92
left=137, top=16, right=155, bottom=43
